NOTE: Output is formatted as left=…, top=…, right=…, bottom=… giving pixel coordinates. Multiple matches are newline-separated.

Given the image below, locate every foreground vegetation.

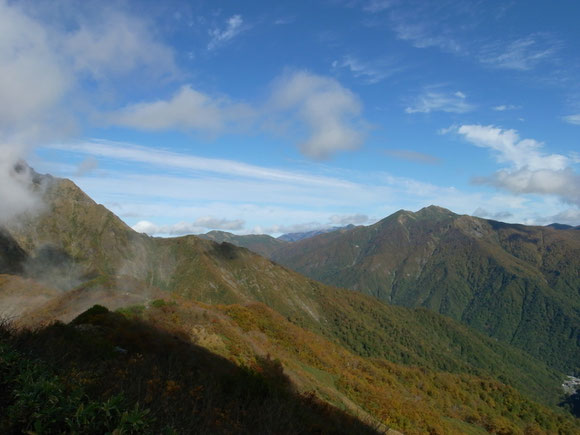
left=4, top=301, right=577, bottom=434
left=0, top=308, right=382, bottom=435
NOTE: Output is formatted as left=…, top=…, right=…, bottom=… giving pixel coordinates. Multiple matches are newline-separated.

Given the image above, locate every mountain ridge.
left=271, top=205, right=580, bottom=373
left=1, top=173, right=578, bottom=430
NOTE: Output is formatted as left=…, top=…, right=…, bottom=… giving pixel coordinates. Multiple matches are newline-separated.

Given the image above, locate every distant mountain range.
left=277, top=224, right=356, bottom=242
left=1, top=172, right=579, bottom=431
left=196, top=225, right=356, bottom=257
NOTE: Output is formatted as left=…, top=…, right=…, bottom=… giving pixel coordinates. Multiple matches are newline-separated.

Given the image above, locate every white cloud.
left=270, top=71, right=366, bottom=159
left=453, top=124, right=580, bottom=205
left=478, top=35, right=558, bottom=71
left=208, top=15, right=245, bottom=50
left=332, top=55, right=397, bottom=84
left=47, top=140, right=356, bottom=189
left=563, top=114, right=580, bottom=125
left=63, top=8, right=176, bottom=80
left=456, top=125, right=567, bottom=170
left=0, top=0, right=177, bottom=222
left=0, top=0, right=70, bottom=144
left=109, top=85, right=253, bottom=133
left=390, top=18, right=462, bottom=53
left=405, top=89, right=475, bottom=114
left=133, top=216, right=245, bottom=236
left=42, top=138, right=575, bottom=232
left=0, top=156, right=45, bottom=224
left=108, top=70, right=365, bottom=159
left=493, top=104, right=520, bottom=112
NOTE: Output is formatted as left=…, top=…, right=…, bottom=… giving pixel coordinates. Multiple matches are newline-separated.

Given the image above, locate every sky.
left=1, top=0, right=579, bottom=236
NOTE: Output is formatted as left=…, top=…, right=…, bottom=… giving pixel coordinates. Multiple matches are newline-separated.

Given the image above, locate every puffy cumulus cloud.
left=270, top=71, right=366, bottom=159
left=208, top=15, right=245, bottom=51
left=62, top=7, right=176, bottom=80
left=0, top=1, right=176, bottom=142
left=0, top=0, right=70, bottom=144
left=106, top=70, right=366, bottom=160
left=133, top=217, right=245, bottom=236
left=453, top=124, right=580, bottom=206
left=0, top=0, right=176, bottom=222
left=405, top=89, right=474, bottom=114
left=563, top=114, right=580, bottom=125
left=109, top=85, right=254, bottom=133
left=473, top=168, right=580, bottom=205
left=456, top=125, right=567, bottom=170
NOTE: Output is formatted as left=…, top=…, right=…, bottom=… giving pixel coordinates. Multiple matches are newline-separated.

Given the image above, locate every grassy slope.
left=1, top=305, right=382, bottom=435
left=4, top=303, right=579, bottom=434
left=272, top=206, right=580, bottom=373
left=0, top=178, right=572, bottom=410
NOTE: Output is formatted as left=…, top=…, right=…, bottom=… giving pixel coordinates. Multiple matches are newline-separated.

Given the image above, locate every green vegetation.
left=2, top=177, right=579, bottom=429
left=0, top=310, right=382, bottom=435
left=272, top=206, right=580, bottom=373
left=197, top=230, right=288, bottom=258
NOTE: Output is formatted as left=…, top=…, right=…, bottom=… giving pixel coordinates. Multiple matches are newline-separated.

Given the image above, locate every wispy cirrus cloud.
left=493, top=104, right=520, bottom=112
left=391, top=20, right=462, bottom=53
left=563, top=114, right=580, bottom=125
left=47, top=140, right=356, bottom=188
left=332, top=55, right=399, bottom=84
left=451, top=124, right=580, bottom=205
left=207, top=14, right=246, bottom=51
left=405, top=88, right=475, bottom=114
left=478, top=34, right=560, bottom=71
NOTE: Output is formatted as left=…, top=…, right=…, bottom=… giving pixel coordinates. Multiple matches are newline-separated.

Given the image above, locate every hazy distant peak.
left=546, top=223, right=579, bottom=230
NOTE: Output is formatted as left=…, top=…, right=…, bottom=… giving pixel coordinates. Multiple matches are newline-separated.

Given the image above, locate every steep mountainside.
left=197, top=230, right=288, bottom=257
left=4, top=302, right=579, bottom=434
left=271, top=206, right=580, bottom=373
left=0, top=176, right=576, bottom=417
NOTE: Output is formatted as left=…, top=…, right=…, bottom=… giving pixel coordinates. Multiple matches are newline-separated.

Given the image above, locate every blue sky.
left=1, top=0, right=579, bottom=235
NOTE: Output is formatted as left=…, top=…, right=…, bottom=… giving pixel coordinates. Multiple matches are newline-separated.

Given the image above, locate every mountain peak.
left=414, top=205, right=456, bottom=220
